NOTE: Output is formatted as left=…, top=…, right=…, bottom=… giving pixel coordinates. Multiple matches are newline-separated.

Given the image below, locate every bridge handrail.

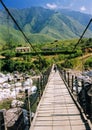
left=57, top=65, right=92, bottom=122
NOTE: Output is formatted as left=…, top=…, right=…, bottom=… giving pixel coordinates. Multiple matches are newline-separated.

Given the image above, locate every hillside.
left=59, top=9, right=92, bottom=30
left=0, top=7, right=92, bottom=44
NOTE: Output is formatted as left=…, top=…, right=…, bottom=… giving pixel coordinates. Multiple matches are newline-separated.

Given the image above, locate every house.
left=16, top=47, right=30, bottom=53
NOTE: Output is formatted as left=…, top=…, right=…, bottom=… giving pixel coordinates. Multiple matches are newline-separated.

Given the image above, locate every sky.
left=0, top=0, right=92, bottom=14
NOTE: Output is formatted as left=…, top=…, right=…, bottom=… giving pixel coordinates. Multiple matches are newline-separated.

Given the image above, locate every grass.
left=70, top=53, right=92, bottom=70
left=0, top=99, right=12, bottom=110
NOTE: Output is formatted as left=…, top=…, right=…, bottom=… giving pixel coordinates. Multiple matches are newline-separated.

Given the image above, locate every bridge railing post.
left=42, top=74, right=47, bottom=90
left=75, top=76, right=79, bottom=96
left=61, top=70, right=64, bottom=78
left=57, top=65, right=63, bottom=76
left=37, top=77, right=41, bottom=101
left=90, top=96, right=92, bottom=122
left=81, top=80, right=87, bottom=114
left=87, top=86, right=92, bottom=122
left=67, top=72, right=70, bottom=87
left=64, top=70, right=66, bottom=81
left=25, top=89, right=31, bottom=127
left=40, top=75, right=43, bottom=96
left=71, top=75, right=74, bottom=93
left=61, top=70, right=63, bottom=76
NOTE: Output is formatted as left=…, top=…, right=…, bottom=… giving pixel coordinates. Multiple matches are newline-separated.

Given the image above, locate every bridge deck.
left=30, top=67, right=88, bottom=130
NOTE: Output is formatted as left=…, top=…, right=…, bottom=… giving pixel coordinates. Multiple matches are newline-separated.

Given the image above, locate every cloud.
left=80, top=6, right=86, bottom=11
left=46, top=3, right=57, bottom=9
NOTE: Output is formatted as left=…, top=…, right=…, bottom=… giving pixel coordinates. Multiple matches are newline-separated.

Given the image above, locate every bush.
left=84, top=57, right=92, bottom=69
left=2, top=50, right=16, bottom=59
left=2, top=59, right=33, bottom=72
left=0, top=99, right=11, bottom=109
left=70, top=49, right=82, bottom=58
left=61, top=60, right=73, bottom=69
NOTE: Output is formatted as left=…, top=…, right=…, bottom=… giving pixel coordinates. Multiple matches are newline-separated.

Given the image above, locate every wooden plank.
left=30, top=66, right=89, bottom=130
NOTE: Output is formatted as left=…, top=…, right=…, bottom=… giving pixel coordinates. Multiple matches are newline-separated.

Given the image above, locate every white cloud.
left=46, top=3, right=57, bottom=9
left=80, top=6, right=86, bottom=11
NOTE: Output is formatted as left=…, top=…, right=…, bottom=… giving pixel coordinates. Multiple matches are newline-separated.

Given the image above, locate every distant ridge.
left=0, top=7, right=92, bottom=44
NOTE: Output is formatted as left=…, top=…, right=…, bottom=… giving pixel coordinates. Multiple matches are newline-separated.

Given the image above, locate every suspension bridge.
left=30, top=65, right=92, bottom=130
left=0, top=1, right=92, bottom=130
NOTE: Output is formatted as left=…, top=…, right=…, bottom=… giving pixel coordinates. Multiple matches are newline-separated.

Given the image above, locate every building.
left=16, top=47, right=30, bottom=53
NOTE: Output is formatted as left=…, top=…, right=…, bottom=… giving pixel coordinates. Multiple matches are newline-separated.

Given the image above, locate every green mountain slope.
left=0, top=7, right=92, bottom=44
left=60, top=9, right=92, bottom=30
left=0, top=25, right=25, bottom=46
left=0, top=25, right=55, bottom=46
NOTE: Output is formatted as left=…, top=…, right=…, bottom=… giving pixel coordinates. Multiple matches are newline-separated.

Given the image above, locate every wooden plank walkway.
left=30, top=66, right=89, bottom=130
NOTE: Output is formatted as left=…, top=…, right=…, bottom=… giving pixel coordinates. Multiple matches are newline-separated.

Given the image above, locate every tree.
left=2, top=50, right=16, bottom=59
left=84, top=57, right=92, bottom=69
left=2, top=60, right=15, bottom=72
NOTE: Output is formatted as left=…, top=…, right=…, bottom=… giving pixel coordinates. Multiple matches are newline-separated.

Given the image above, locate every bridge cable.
left=0, top=0, right=43, bottom=63
left=72, top=18, right=92, bottom=53
left=64, top=18, right=92, bottom=66
left=0, top=1, right=44, bottom=127
left=72, top=18, right=92, bottom=72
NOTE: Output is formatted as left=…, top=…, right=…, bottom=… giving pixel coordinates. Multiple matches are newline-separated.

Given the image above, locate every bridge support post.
left=40, top=75, right=43, bottom=96
left=25, top=89, right=31, bottom=127
left=75, top=76, right=79, bottom=95
left=67, top=72, right=70, bottom=87
left=64, top=70, right=66, bottom=81
left=90, top=96, right=92, bottom=122
left=87, top=86, right=92, bottom=122
left=37, top=78, right=41, bottom=101
left=81, top=80, right=87, bottom=114
left=90, top=95, right=92, bottom=122
left=71, top=75, right=74, bottom=93
left=43, top=74, right=46, bottom=88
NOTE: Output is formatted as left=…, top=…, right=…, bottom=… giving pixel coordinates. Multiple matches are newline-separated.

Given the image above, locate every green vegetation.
left=0, top=7, right=92, bottom=72
left=0, top=7, right=92, bottom=45
left=0, top=37, right=91, bottom=73
left=84, top=57, right=92, bottom=69
left=0, top=7, right=92, bottom=112
left=0, top=99, right=12, bottom=109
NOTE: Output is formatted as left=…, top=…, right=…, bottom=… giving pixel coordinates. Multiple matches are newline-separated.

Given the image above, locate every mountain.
left=59, top=9, right=92, bottom=30
left=0, top=7, right=92, bottom=44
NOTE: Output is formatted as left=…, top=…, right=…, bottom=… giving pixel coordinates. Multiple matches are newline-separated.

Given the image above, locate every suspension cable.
left=0, top=0, right=42, bottom=62
left=72, top=18, right=92, bottom=52
left=65, top=18, right=92, bottom=63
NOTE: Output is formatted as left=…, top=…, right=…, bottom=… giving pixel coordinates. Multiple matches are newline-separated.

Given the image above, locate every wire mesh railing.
left=58, top=66, right=92, bottom=122
left=24, top=65, right=52, bottom=128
